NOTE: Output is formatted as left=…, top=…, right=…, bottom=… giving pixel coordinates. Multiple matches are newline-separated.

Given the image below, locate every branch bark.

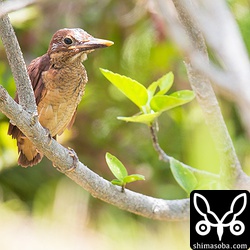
left=0, top=10, right=37, bottom=115
left=149, top=122, right=170, bottom=163
left=0, top=8, right=190, bottom=221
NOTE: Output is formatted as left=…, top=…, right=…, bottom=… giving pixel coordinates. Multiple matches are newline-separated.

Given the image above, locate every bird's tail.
left=8, top=122, right=43, bottom=167
left=18, top=150, right=43, bottom=167
left=17, top=136, right=43, bottom=167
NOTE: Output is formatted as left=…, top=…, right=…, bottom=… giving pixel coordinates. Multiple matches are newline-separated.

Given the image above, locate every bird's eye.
left=64, top=37, right=73, bottom=45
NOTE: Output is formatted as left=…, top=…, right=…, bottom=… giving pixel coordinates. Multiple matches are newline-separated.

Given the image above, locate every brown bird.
left=8, top=28, right=113, bottom=167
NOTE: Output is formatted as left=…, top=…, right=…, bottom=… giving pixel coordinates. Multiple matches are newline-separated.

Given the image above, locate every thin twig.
left=149, top=122, right=170, bottom=163
left=149, top=122, right=220, bottom=179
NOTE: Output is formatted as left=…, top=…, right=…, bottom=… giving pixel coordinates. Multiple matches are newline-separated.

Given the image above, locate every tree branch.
left=0, top=8, right=190, bottom=221
left=149, top=122, right=170, bottom=163
left=153, top=0, right=250, bottom=189
left=0, top=0, right=37, bottom=18
left=149, top=122, right=220, bottom=180
left=179, top=0, right=250, bottom=138
left=153, top=0, right=250, bottom=138
left=0, top=11, right=37, bottom=115
left=0, top=85, right=190, bottom=220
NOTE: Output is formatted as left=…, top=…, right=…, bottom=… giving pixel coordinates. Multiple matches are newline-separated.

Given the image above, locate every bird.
left=8, top=28, right=113, bottom=167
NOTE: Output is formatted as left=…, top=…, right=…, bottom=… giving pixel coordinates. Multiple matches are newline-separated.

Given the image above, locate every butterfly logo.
left=193, top=193, right=247, bottom=241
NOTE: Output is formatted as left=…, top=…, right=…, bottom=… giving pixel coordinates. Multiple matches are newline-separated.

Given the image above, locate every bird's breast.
left=37, top=65, right=87, bottom=136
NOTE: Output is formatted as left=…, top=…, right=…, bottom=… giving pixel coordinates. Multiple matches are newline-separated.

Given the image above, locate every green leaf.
left=148, top=72, right=174, bottom=97
left=100, top=68, right=148, bottom=108
left=196, top=179, right=229, bottom=190
left=111, top=179, right=124, bottom=186
left=147, top=72, right=174, bottom=97
left=170, top=90, right=195, bottom=100
left=150, top=90, right=195, bottom=112
left=118, top=112, right=161, bottom=125
left=123, top=174, right=145, bottom=184
left=105, top=153, right=128, bottom=181
left=170, top=158, right=198, bottom=194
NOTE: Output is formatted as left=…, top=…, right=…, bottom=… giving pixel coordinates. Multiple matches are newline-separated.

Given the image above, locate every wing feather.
left=8, top=53, right=50, bottom=138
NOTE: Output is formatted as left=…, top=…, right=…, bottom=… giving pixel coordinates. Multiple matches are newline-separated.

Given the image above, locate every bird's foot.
left=66, top=147, right=79, bottom=172
left=30, top=112, right=39, bottom=126
left=44, top=127, right=53, bottom=145
left=52, top=148, right=78, bottom=172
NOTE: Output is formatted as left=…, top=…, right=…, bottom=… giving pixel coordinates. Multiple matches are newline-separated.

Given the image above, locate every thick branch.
left=0, top=85, right=189, bottom=220
left=0, top=12, right=37, bottom=114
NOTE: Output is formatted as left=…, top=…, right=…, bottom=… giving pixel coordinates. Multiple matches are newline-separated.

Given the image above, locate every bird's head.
left=47, top=28, right=113, bottom=65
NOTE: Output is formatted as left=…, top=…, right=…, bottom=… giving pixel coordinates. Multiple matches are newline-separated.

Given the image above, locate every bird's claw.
left=44, top=127, right=53, bottom=145
left=30, top=112, right=38, bottom=126
left=66, top=147, right=79, bottom=172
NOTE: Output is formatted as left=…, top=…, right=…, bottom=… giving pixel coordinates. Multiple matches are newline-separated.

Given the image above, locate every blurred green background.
left=0, top=0, right=250, bottom=249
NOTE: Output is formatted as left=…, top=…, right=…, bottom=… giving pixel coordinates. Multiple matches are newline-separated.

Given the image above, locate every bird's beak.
left=70, top=38, right=114, bottom=51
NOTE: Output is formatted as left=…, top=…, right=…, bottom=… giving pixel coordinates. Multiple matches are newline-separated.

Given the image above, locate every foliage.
left=101, top=69, right=203, bottom=194
left=105, top=152, right=145, bottom=191
left=100, top=68, right=232, bottom=193
left=100, top=69, right=195, bottom=125
left=169, top=158, right=197, bottom=194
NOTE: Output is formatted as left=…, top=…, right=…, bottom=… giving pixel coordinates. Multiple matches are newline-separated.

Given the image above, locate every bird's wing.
left=67, top=109, right=77, bottom=131
left=27, top=53, right=50, bottom=105
left=8, top=54, right=50, bottom=138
